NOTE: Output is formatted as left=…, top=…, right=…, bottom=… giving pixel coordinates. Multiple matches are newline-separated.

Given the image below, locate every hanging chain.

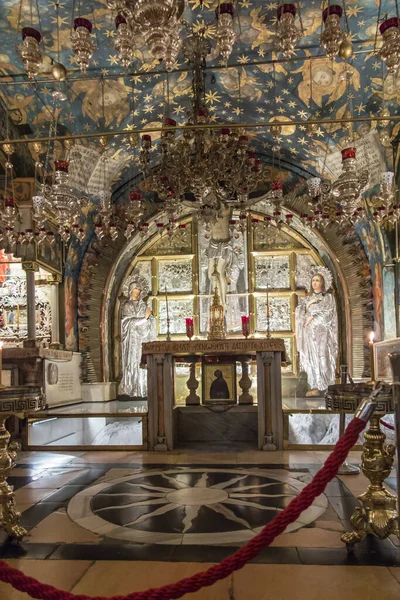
left=297, top=1, right=305, bottom=36
left=14, top=0, right=24, bottom=54
left=34, top=0, right=44, bottom=49
left=56, top=1, right=61, bottom=62
left=374, top=0, right=382, bottom=53
left=342, top=0, right=350, bottom=34
left=70, top=0, right=76, bottom=35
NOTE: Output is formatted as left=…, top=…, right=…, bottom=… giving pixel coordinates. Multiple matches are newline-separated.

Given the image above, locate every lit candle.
left=185, top=317, right=194, bottom=340
left=0, top=341, right=4, bottom=388
left=369, top=331, right=375, bottom=383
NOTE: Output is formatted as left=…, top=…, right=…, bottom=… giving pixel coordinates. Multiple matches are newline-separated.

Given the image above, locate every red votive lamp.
left=241, top=315, right=250, bottom=339
left=186, top=318, right=194, bottom=340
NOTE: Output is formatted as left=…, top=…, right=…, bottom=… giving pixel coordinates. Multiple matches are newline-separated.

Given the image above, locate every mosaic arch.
left=74, top=193, right=372, bottom=384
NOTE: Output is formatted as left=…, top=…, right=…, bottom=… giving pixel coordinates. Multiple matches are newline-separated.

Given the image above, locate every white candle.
left=369, top=331, right=375, bottom=383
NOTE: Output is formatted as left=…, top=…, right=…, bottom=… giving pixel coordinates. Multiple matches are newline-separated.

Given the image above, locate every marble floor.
left=0, top=448, right=399, bottom=599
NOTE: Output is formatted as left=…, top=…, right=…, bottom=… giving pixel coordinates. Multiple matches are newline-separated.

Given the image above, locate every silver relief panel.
left=254, top=256, right=290, bottom=290
left=131, top=260, right=152, bottom=293
left=198, top=222, right=248, bottom=295
left=255, top=296, right=291, bottom=332
left=199, top=295, right=249, bottom=334
left=282, top=337, right=293, bottom=374
left=158, top=299, right=194, bottom=335
left=158, top=259, right=193, bottom=294
left=295, top=254, right=317, bottom=289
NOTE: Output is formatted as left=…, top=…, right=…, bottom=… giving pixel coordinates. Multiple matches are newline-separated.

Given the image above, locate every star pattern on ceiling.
left=0, top=0, right=396, bottom=191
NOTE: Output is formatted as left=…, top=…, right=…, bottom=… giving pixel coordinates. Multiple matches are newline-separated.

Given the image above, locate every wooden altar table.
left=142, top=338, right=286, bottom=452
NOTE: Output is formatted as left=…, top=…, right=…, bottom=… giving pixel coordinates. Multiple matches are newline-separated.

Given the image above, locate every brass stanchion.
left=0, top=416, right=27, bottom=540
left=0, top=387, right=44, bottom=541
left=337, top=365, right=360, bottom=475
left=389, top=352, right=400, bottom=541
left=326, top=382, right=399, bottom=547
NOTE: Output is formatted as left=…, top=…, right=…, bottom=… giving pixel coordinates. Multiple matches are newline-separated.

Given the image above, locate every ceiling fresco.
left=0, top=0, right=398, bottom=195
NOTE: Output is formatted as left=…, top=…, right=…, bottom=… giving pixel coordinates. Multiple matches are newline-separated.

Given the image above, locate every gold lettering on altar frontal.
left=3, top=348, right=73, bottom=361
left=142, top=338, right=286, bottom=356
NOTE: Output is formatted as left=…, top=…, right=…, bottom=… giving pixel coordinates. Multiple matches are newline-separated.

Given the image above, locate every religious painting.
left=202, top=361, right=236, bottom=404
left=375, top=339, right=400, bottom=382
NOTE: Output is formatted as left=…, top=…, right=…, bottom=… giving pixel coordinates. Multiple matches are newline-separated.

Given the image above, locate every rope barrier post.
left=341, top=384, right=399, bottom=548
left=0, top=414, right=367, bottom=600
left=389, top=352, right=400, bottom=540
left=337, top=364, right=360, bottom=475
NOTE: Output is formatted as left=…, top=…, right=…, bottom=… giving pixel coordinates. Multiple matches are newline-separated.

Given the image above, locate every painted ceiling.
left=0, top=0, right=398, bottom=197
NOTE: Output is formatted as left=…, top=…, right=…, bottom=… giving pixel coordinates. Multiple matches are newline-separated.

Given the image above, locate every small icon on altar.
left=202, top=361, right=236, bottom=404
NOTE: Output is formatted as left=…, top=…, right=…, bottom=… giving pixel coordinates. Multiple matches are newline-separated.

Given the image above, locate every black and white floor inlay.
left=68, top=468, right=327, bottom=545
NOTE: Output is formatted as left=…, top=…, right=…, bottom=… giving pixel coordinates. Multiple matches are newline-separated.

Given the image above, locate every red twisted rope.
left=380, top=419, right=395, bottom=431
left=0, top=417, right=365, bottom=600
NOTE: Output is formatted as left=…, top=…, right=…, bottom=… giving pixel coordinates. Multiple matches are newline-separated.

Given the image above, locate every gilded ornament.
left=32, top=142, right=45, bottom=155
left=208, top=284, right=226, bottom=340
left=51, top=62, right=67, bottom=81
left=3, top=143, right=15, bottom=156
left=128, top=133, right=139, bottom=147
left=99, top=135, right=109, bottom=149
left=64, top=139, right=75, bottom=151
left=339, top=39, right=353, bottom=59
left=270, top=124, right=282, bottom=138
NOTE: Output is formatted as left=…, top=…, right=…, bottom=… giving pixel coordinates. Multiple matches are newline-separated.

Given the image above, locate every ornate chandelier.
left=108, top=0, right=237, bottom=69
left=320, top=4, right=347, bottom=59
left=33, top=160, right=86, bottom=243
left=378, top=17, right=400, bottom=74
left=274, top=3, right=303, bottom=58
left=215, top=2, right=236, bottom=63
left=107, top=0, right=186, bottom=67
left=330, top=148, right=369, bottom=220
left=71, top=18, right=95, bottom=73
left=114, top=15, right=136, bottom=67
left=20, top=27, right=43, bottom=79
left=372, top=171, right=397, bottom=225
left=138, top=32, right=264, bottom=228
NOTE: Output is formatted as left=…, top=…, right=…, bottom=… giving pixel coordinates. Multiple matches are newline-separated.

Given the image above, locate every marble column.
left=238, top=357, right=253, bottom=405
left=49, top=276, right=62, bottom=349
left=256, top=350, right=283, bottom=451
left=22, top=261, right=39, bottom=348
left=185, top=358, right=200, bottom=405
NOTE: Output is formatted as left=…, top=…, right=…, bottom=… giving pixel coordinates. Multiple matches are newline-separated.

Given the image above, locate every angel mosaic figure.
left=295, top=266, right=338, bottom=397
left=118, top=273, right=156, bottom=399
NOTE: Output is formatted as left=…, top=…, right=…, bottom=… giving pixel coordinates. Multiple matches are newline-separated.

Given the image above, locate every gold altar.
left=142, top=337, right=286, bottom=451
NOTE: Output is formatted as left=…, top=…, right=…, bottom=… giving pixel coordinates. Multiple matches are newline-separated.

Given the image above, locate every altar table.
left=142, top=338, right=286, bottom=451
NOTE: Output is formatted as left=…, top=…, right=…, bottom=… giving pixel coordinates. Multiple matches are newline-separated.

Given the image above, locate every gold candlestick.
left=369, top=331, right=375, bottom=383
